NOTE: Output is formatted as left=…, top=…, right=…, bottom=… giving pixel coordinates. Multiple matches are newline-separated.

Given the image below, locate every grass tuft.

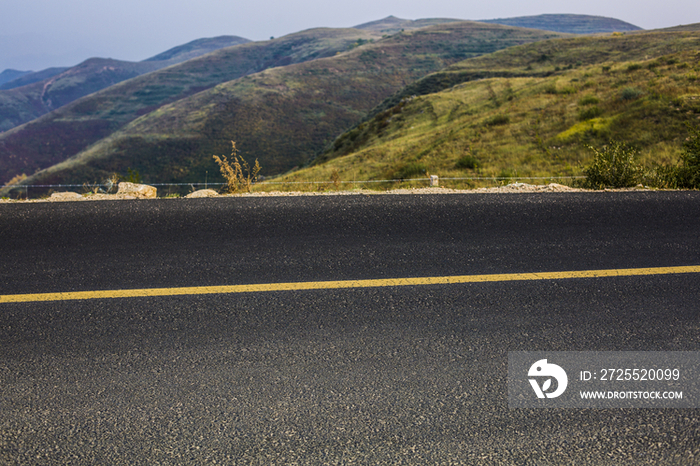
left=213, top=141, right=261, bottom=193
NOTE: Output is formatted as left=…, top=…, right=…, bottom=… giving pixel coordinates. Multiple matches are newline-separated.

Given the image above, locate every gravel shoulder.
left=0, top=183, right=663, bottom=203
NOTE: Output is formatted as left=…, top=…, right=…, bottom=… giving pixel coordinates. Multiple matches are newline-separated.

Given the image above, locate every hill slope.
left=0, top=36, right=251, bottom=133
left=0, top=28, right=389, bottom=185
left=11, top=22, right=565, bottom=189
left=282, top=28, right=700, bottom=187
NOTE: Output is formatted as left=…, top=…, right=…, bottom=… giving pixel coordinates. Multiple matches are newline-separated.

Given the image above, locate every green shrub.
left=456, top=155, right=479, bottom=170
left=582, top=141, right=643, bottom=189
left=579, top=106, right=603, bottom=121
left=626, top=63, right=643, bottom=72
left=497, top=168, right=517, bottom=180
left=642, top=163, right=680, bottom=189
left=125, top=167, right=142, bottom=183
left=578, top=95, right=600, bottom=106
left=392, top=162, right=427, bottom=179
left=484, top=114, right=510, bottom=126
left=620, top=87, right=644, bottom=101
left=558, top=86, right=578, bottom=95
left=676, top=124, right=700, bottom=188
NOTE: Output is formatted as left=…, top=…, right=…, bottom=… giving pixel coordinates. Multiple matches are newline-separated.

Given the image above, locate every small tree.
left=213, top=141, right=261, bottom=194
left=582, top=141, right=642, bottom=189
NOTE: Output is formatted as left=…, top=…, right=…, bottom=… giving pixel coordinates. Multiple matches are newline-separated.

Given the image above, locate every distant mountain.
left=0, top=36, right=251, bottom=134
left=144, top=36, right=251, bottom=62
left=0, top=67, right=70, bottom=90
left=0, top=59, right=164, bottom=133
left=354, top=16, right=463, bottom=33
left=3, top=22, right=565, bottom=189
left=0, top=27, right=391, bottom=186
left=0, top=14, right=654, bottom=193
left=0, top=69, right=33, bottom=87
left=357, top=14, right=642, bottom=36
left=480, top=14, right=642, bottom=34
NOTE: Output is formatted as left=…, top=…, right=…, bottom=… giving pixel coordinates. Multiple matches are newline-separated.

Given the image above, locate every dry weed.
left=213, top=141, right=261, bottom=193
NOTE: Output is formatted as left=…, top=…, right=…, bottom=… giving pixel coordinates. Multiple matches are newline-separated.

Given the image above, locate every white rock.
left=49, top=192, right=83, bottom=201
left=116, top=182, right=157, bottom=199
left=185, top=189, right=219, bottom=199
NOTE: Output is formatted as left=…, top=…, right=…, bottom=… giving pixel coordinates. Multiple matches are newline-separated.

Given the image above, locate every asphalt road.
left=1, top=192, right=699, bottom=464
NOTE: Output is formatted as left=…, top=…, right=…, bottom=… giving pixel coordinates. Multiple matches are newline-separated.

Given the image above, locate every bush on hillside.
left=620, top=87, right=644, bottom=101
left=582, top=141, right=642, bottom=189
left=484, top=114, right=510, bottom=126
left=676, top=123, right=700, bottom=188
left=456, top=155, right=479, bottom=170
left=392, top=162, right=428, bottom=180
left=641, top=124, right=700, bottom=189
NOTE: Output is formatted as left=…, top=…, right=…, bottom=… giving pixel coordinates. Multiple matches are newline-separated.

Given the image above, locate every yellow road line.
left=1, top=266, right=699, bottom=304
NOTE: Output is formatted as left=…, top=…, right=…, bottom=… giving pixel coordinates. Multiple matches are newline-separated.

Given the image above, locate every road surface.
left=1, top=192, right=699, bottom=464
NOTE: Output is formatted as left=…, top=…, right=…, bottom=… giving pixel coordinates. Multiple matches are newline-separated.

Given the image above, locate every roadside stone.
left=89, top=193, right=137, bottom=200
left=116, top=182, right=157, bottom=199
left=49, top=192, right=83, bottom=201
left=185, top=189, right=219, bottom=199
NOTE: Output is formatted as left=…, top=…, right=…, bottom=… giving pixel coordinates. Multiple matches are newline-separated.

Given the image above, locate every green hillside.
left=9, top=22, right=564, bottom=191
left=280, top=29, right=700, bottom=188
left=0, top=28, right=389, bottom=186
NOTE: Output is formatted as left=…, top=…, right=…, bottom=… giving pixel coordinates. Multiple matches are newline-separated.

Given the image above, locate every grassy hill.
left=0, top=36, right=251, bottom=134
left=481, top=14, right=641, bottom=34
left=9, top=22, right=565, bottom=191
left=278, top=28, right=700, bottom=188
left=0, top=28, right=392, bottom=186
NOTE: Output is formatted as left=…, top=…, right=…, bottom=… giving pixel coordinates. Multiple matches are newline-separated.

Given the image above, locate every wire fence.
left=1, top=176, right=587, bottom=199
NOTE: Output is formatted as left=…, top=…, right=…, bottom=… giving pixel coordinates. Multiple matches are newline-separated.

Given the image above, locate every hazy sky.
left=1, top=0, right=699, bottom=71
